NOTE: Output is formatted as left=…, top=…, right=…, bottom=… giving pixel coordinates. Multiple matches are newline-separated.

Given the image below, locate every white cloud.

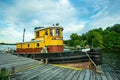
left=0, top=0, right=120, bottom=42
left=3, top=0, right=77, bottom=24
left=90, top=14, right=120, bottom=29
left=88, top=0, right=120, bottom=29
left=0, top=27, right=33, bottom=43
left=31, top=19, right=41, bottom=26
left=64, top=22, right=85, bottom=33
left=63, top=21, right=86, bottom=40
left=0, top=0, right=79, bottom=42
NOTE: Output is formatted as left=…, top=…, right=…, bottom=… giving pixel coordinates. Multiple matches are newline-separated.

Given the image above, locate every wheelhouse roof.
left=34, top=26, right=63, bottom=32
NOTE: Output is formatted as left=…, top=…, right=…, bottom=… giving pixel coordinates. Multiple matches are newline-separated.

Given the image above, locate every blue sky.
left=0, top=0, right=120, bottom=43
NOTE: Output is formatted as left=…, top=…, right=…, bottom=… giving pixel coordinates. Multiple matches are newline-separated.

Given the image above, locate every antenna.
left=23, top=28, right=25, bottom=42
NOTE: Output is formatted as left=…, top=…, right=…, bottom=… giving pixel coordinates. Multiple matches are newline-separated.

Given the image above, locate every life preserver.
left=90, top=48, right=102, bottom=65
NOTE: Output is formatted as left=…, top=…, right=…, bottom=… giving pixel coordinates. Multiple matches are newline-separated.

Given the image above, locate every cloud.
left=63, top=21, right=87, bottom=40
left=0, top=0, right=79, bottom=42
left=0, top=0, right=120, bottom=42
left=89, top=14, right=120, bottom=29
left=64, top=22, right=85, bottom=33
left=3, top=0, right=77, bottom=24
left=88, top=0, right=120, bottom=29
left=0, top=27, right=33, bottom=43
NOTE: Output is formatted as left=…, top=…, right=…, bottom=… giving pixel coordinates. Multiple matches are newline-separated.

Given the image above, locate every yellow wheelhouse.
left=16, top=24, right=64, bottom=53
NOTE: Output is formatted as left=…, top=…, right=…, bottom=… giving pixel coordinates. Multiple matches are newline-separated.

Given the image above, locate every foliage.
left=64, top=24, right=120, bottom=49
left=86, top=31, right=103, bottom=48
left=0, top=68, right=9, bottom=80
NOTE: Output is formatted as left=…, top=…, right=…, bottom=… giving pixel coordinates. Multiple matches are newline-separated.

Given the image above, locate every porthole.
left=37, top=43, right=40, bottom=47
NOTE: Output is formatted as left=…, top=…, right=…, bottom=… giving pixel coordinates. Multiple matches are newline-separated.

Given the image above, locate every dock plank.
left=65, top=70, right=77, bottom=80
left=89, top=70, right=96, bottom=80
left=47, top=68, right=66, bottom=80
left=0, top=53, right=120, bottom=80
left=95, top=72, right=102, bottom=80
left=55, top=69, right=73, bottom=80
left=84, top=70, right=91, bottom=80
left=19, top=64, right=54, bottom=80
left=71, top=70, right=81, bottom=80
left=39, top=67, right=64, bottom=80
left=78, top=70, right=86, bottom=80
left=100, top=72, right=108, bottom=80
left=49, top=68, right=71, bottom=80
left=104, top=72, right=114, bottom=80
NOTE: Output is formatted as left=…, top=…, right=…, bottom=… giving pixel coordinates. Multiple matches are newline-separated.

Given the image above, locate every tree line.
left=64, top=24, right=120, bottom=49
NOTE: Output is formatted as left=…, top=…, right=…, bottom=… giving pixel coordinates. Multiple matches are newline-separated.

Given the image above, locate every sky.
left=0, top=0, right=120, bottom=43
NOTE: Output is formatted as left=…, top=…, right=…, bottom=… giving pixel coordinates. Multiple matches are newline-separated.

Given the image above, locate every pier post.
left=41, top=59, right=44, bottom=64
left=45, top=58, right=48, bottom=64
left=10, top=66, right=15, bottom=78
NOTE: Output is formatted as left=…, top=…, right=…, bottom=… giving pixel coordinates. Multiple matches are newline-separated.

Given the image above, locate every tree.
left=64, top=24, right=120, bottom=49
left=111, top=24, right=120, bottom=33
left=92, top=31, right=103, bottom=47
left=103, top=31, right=120, bottom=48
left=70, top=33, right=80, bottom=40
left=86, top=30, right=103, bottom=48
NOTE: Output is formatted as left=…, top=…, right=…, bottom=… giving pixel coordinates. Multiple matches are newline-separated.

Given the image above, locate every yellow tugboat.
left=16, top=23, right=64, bottom=53
left=15, top=23, right=102, bottom=70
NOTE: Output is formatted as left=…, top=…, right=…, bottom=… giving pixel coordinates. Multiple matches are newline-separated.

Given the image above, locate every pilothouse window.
left=50, top=29, right=55, bottom=36
left=56, top=29, right=60, bottom=36
left=36, top=31, right=39, bottom=38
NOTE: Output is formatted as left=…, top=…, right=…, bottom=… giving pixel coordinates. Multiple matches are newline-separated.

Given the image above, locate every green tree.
left=86, top=30, right=103, bottom=48
left=64, top=24, right=120, bottom=49
left=70, top=33, right=80, bottom=40
left=111, top=24, right=120, bottom=33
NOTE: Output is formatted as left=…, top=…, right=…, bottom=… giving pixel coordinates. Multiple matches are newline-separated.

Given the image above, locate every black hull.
left=15, top=48, right=102, bottom=65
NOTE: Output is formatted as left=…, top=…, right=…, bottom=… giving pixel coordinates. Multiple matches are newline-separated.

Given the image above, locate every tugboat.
left=16, top=23, right=63, bottom=53
left=16, top=23, right=102, bottom=69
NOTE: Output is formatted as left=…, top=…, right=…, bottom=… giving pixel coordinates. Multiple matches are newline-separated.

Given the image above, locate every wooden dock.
left=0, top=53, right=120, bottom=80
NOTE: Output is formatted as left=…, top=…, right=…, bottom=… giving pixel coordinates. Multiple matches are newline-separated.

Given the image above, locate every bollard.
left=10, top=66, right=15, bottom=78
left=41, top=59, right=44, bottom=64
left=45, top=58, right=48, bottom=64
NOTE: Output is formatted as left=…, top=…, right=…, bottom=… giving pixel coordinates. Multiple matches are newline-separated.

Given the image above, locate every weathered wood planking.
left=0, top=53, right=120, bottom=80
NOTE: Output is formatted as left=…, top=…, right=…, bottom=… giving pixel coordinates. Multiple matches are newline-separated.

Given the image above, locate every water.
left=0, top=45, right=16, bottom=51
left=102, top=50, right=120, bottom=73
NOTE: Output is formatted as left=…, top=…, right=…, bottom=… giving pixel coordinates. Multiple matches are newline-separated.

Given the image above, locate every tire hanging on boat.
left=90, top=48, right=102, bottom=65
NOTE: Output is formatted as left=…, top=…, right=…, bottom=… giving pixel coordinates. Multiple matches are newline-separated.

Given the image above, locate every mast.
left=23, top=28, right=25, bottom=42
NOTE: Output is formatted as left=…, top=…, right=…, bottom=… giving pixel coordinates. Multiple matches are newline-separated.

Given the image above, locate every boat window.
left=50, top=29, right=55, bottom=36
left=45, top=29, right=48, bottom=35
left=56, top=29, right=60, bottom=36
left=28, top=44, right=30, bottom=48
left=36, top=43, right=40, bottom=47
left=36, top=31, right=39, bottom=38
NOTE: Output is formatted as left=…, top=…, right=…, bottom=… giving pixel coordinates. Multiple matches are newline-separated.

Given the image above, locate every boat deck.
left=0, top=53, right=119, bottom=80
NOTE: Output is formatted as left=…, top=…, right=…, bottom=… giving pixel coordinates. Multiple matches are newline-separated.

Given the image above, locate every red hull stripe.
left=48, top=45, right=64, bottom=53
left=16, top=45, right=64, bottom=53
left=16, top=48, right=42, bottom=53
